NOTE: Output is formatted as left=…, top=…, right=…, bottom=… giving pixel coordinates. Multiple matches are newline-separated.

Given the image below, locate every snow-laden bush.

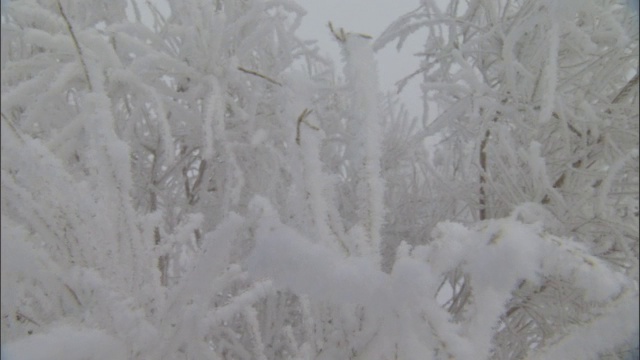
left=1, top=0, right=637, bottom=359
left=246, top=195, right=638, bottom=359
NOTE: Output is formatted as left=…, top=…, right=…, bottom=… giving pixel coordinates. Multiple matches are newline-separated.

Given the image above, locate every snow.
left=2, top=0, right=637, bottom=358
left=247, top=215, right=390, bottom=311
left=247, top=200, right=638, bottom=358
left=1, top=220, right=48, bottom=280
left=531, top=290, right=639, bottom=360
left=2, top=324, right=127, bottom=360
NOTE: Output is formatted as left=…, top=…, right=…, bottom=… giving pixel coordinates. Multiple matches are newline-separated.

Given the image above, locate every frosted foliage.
left=248, top=210, right=637, bottom=360
left=3, top=324, right=127, bottom=360
left=1, top=0, right=638, bottom=359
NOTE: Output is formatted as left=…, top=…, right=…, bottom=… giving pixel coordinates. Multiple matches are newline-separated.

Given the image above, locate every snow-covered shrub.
left=374, top=0, right=639, bottom=357
left=248, top=202, right=638, bottom=359
left=1, top=0, right=637, bottom=359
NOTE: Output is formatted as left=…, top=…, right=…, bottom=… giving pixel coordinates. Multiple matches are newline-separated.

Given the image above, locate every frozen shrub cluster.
left=1, top=0, right=637, bottom=359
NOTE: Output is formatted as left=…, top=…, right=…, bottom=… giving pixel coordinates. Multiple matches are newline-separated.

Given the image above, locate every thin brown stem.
left=295, top=108, right=317, bottom=145
left=479, top=128, right=490, bottom=220
left=611, top=72, right=639, bottom=105
left=57, top=1, right=92, bottom=91
left=237, top=67, right=282, bottom=86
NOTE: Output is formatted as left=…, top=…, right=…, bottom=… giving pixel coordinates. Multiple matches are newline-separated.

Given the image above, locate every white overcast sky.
left=294, top=0, right=425, bottom=118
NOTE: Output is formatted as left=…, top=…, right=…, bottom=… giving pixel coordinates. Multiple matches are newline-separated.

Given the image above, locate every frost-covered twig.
left=1, top=112, right=25, bottom=143
left=15, top=311, right=40, bottom=327
left=295, top=108, right=317, bottom=145
left=56, top=1, right=92, bottom=92
left=611, top=72, right=639, bottom=104
left=329, top=21, right=372, bottom=43
left=63, top=283, right=83, bottom=307
left=237, top=66, right=282, bottom=86
left=340, top=34, right=386, bottom=265
left=207, top=280, right=273, bottom=324
left=328, top=21, right=346, bottom=43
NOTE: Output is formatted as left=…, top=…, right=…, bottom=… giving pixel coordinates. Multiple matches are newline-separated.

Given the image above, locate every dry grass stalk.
left=57, top=1, right=92, bottom=92
left=64, top=283, right=83, bottom=307
left=295, top=108, right=318, bottom=145
left=237, top=67, right=282, bottom=86
left=328, top=22, right=346, bottom=42
left=329, top=22, right=372, bottom=42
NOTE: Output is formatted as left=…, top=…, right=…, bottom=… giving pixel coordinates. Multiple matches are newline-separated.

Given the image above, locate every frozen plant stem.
left=237, top=66, right=282, bottom=86
left=328, top=21, right=346, bottom=43
left=1, top=112, right=25, bottom=143
left=479, top=104, right=503, bottom=220
left=479, top=128, right=490, bottom=221
left=57, top=1, right=92, bottom=92
left=295, top=108, right=317, bottom=145
left=611, top=72, right=639, bottom=105
left=341, top=34, right=386, bottom=266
